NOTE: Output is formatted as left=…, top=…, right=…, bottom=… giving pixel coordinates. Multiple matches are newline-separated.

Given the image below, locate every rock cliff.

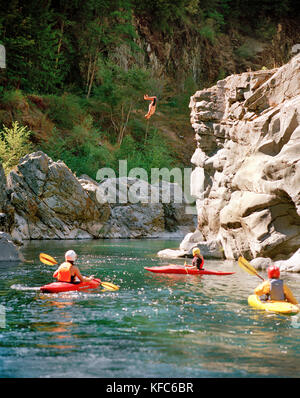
left=0, top=151, right=194, bottom=243
left=0, top=162, right=21, bottom=261
left=6, top=151, right=110, bottom=241
left=187, top=53, right=300, bottom=262
left=0, top=232, right=23, bottom=262
left=93, top=177, right=194, bottom=239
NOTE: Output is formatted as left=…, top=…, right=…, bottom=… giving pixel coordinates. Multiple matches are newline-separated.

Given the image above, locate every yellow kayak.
left=248, top=295, right=300, bottom=315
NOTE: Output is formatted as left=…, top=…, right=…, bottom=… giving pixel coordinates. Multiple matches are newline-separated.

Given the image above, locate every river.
left=0, top=239, right=300, bottom=378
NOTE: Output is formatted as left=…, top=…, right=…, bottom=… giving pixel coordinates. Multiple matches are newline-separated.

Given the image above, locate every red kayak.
left=40, top=278, right=101, bottom=293
left=144, top=264, right=235, bottom=276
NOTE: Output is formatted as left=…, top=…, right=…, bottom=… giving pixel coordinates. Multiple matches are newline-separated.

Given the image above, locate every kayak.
left=40, top=278, right=101, bottom=293
left=144, top=264, right=235, bottom=276
left=248, top=294, right=300, bottom=315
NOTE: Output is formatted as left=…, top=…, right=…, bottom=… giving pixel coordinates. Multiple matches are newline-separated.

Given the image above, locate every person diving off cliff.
left=144, top=94, right=157, bottom=120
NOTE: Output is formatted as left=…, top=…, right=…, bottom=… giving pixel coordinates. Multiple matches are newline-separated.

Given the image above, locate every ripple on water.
left=0, top=239, right=300, bottom=377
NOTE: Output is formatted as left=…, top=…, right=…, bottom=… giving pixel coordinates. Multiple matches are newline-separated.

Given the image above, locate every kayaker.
left=254, top=265, right=299, bottom=305
left=53, top=250, right=95, bottom=283
left=191, top=247, right=204, bottom=270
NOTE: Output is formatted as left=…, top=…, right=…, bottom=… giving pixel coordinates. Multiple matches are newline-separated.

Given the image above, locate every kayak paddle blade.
left=101, top=281, right=119, bottom=291
left=238, top=256, right=264, bottom=280
left=39, top=253, right=58, bottom=266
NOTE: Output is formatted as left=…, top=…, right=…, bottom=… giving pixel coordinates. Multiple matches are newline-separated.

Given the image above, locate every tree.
left=93, top=58, right=152, bottom=145
left=72, top=0, right=136, bottom=98
left=0, top=0, right=62, bottom=93
left=0, top=121, right=33, bottom=172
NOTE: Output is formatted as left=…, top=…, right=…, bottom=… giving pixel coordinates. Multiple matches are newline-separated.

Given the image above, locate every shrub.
left=0, top=121, right=33, bottom=172
left=235, top=43, right=256, bottom=60
left=113, top=130, right=175, bottom=178
left=39, top=121, right=115, bottom=179
left=45, top=94, right=84, bottom=130
left=1, top=89, right=24, bottom=106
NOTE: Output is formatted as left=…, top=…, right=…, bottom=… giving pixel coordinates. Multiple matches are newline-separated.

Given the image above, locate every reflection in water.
left=40, top=295, right=75, bottom=309
left=34, top=296, right=77, bottom=350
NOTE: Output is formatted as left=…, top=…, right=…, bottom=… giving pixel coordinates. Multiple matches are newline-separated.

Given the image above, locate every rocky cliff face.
left=6, top=151, right=111, bottom=241
left=134, top=17, right=300, bottom=93
left=0, top=151, right=194, bottom=243
left=0, top=163, right=22, bottom=261
left=188, top=53, right=300, bottom=261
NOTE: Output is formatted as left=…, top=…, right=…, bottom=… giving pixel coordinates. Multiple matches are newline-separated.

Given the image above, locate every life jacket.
left=192, top=256, right=204, bottom=270
left=54, top=261, right=73, bottom=282
left=269, top=279, right=285, bottom=301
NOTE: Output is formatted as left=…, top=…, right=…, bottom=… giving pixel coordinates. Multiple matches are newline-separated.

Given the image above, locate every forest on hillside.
left=0, top=0, right=299, bottom=179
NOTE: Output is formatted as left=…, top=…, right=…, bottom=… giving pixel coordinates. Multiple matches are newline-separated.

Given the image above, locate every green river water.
left=0, top=239, right=300, bottom=378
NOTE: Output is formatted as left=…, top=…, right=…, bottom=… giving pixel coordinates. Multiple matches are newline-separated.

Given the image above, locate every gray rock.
left=0, top=232, right=22, bottom=262
left=157, top=248, right=188, bottom=258
left=250, top=257, right=272, bottom=271
left=158, top=229, right=224, bottom=259
left=96, top=177, right=194, bottom=238
left=2, top=152, right=195, bottom=242
left=186, top=53, right=300, bottom=263
left=274, top=248, right=300, bottom=272
left=7, top=151, right=110, bottom=240
left=0, top=162, right=7, bottom=210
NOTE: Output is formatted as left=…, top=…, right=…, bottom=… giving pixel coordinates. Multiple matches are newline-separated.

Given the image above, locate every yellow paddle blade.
left=39, top=253, right=58, bottom=266
left=101, top=281, right=119, bottom=291
left=238, top=256, right=264, bottom=280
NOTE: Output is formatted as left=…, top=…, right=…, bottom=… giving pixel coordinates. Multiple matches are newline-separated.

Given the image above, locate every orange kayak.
left=40, top=278, right=101, bottom=293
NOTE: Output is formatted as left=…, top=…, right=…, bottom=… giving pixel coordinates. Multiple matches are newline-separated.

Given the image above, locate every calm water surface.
left=0, top=239, right=300, bottom=378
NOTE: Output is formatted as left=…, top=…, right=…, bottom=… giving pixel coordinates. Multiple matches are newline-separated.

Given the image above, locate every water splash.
left=10, top=284, right=40, bottom=291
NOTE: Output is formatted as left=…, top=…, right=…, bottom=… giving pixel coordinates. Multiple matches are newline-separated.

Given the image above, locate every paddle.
left=183, top=261, right=194, bottom=273
left=238, top=256, right=264, bottom=281
left=40, top=252, right=58, bottom=265
left=39, top=253, right=119, bottom=291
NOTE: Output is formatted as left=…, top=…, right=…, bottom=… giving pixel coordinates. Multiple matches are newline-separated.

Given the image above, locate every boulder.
left=157, top=228, right=224, bottom=259
left=1, top=152, right=195, bottom=241
left=7, top=151, right=110, bottom=240
left=250, top=257, right=272, bottom=271
left=0, top=232, right=23, bottom=262
left=95, top=177, right=195, bottom=238
left=157, top=248, right=188, bottom=258
left=249, top=249, right=300, bottom=273
left=274, top=248, right=300, bottom=272
left=179, top=229, right=204, bottom=251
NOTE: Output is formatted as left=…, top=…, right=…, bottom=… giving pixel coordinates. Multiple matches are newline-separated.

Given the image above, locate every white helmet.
left=65, top=250, right=77, bottom=262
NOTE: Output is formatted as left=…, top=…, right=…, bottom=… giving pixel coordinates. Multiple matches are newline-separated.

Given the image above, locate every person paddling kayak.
left=254, top=265, right=299, bottom=306
left=53, top=250, right=95, bottom=283
left=191, top=247, right=204, bottom=270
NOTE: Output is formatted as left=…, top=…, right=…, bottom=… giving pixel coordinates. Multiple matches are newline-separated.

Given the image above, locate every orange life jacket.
left=53, top=261, right=73, bottom=282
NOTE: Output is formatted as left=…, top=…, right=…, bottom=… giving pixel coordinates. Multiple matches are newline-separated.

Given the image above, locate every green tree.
left=0, top=0, right=62, bottom=93
left=71, top=0, right=136, bottom=97
left=93, top=57, right=153, bottom=144
left=0, top=121, right=33, bottom=172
